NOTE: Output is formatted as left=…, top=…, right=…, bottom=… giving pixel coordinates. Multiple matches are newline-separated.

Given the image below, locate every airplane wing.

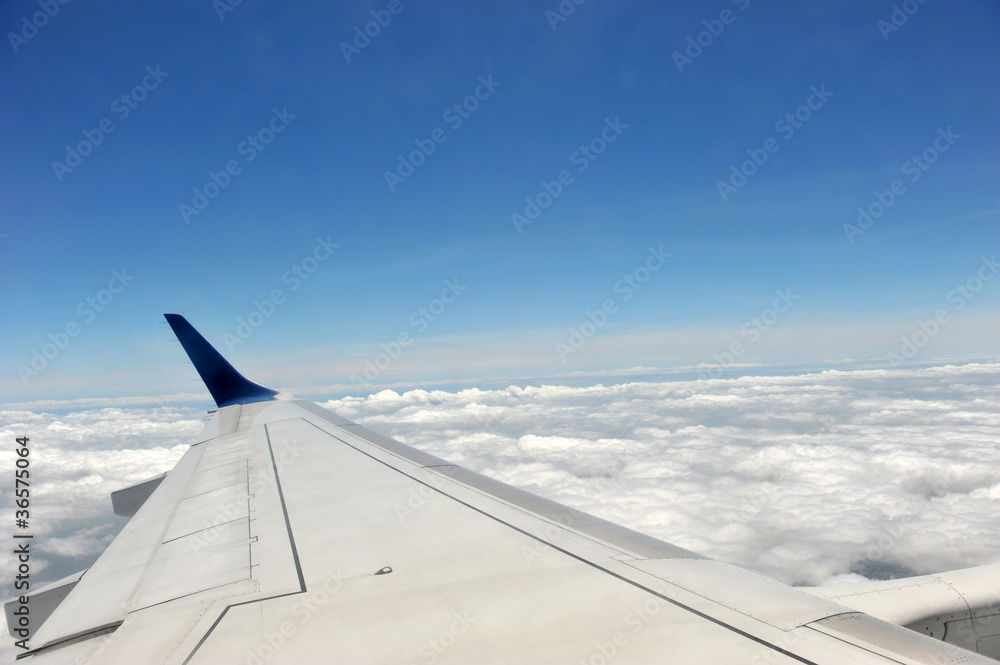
left=6, top=314, right=1000, bottom=664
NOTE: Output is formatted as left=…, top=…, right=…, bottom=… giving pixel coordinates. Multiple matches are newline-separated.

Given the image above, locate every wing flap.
left=809, top=612, right=1000, bottom=665
left=805, top=564, right=1000, bottom=659
left=111, top=474, right=167, bottom=518
left=4, top=570, right=85, bottom=641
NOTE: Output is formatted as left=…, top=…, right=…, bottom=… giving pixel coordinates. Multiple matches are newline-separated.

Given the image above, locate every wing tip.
left=163, top=313, right=278, bottom=407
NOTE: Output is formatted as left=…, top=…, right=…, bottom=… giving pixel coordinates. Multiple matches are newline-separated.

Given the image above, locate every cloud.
left=0, top=392, right=211, bottom=412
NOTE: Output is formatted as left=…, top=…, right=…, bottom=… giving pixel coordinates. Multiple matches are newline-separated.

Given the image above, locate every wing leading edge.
left=7, top=315, right=999, bottom=664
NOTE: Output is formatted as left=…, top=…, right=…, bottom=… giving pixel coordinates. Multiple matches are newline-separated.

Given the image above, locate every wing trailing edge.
left=164, top=313, right=278, bottom=407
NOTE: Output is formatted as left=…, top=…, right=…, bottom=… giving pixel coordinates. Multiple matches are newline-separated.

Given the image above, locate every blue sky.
left=2, top=0, right=998, bottom=403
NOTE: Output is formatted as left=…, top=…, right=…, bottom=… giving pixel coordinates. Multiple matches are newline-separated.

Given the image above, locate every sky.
left=1, top=1, right=998, bottom=403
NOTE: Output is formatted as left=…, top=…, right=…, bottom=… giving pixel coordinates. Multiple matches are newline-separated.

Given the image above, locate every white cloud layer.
left=0, top=362, right=998, bottom=659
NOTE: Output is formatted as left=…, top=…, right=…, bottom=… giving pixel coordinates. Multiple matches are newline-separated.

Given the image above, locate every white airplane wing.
left=7, top=314, right=1000, bottom=664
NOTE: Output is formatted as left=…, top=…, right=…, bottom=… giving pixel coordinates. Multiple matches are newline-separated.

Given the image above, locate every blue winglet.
left=164, top=314, right=278, bottom=407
